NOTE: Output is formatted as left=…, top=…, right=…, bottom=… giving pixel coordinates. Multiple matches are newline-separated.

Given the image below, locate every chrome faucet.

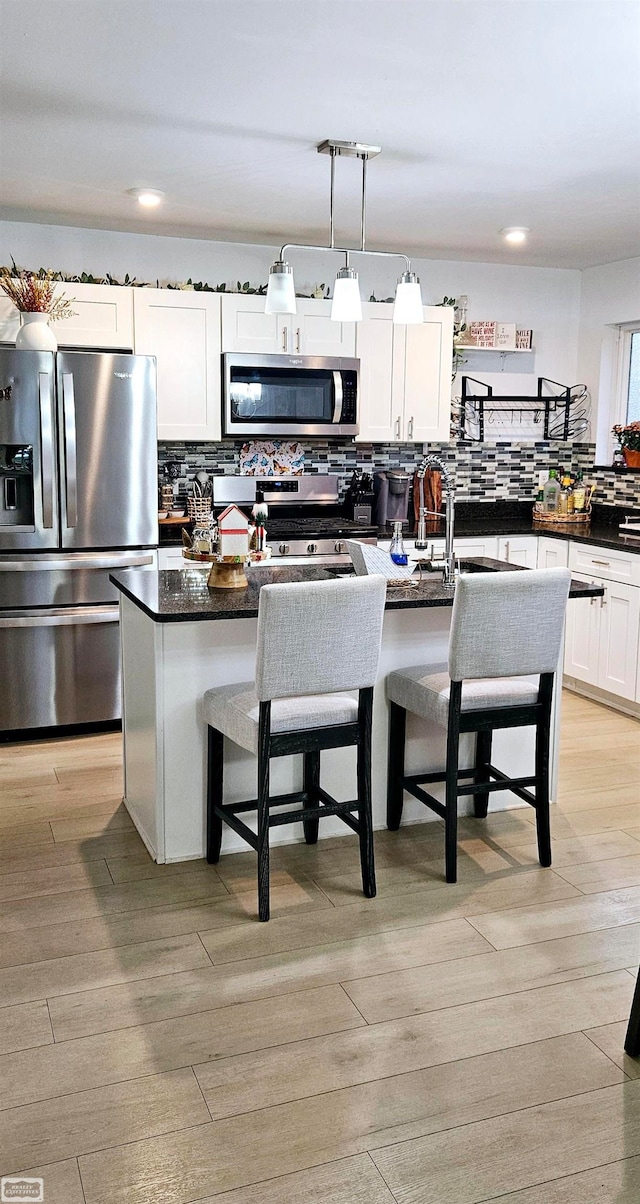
left=415, top=455, right=456, bottom=587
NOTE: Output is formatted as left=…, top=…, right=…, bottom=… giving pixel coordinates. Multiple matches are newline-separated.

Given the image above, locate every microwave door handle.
left=62, top=373, right=77, bottom=528
left=332, top=372, right=343, bottom=424
left=39, top=371, right=55, bottom=528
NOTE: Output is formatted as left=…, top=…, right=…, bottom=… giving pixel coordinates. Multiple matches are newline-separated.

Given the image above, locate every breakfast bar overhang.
left=111, top=563, right=603, bottom=864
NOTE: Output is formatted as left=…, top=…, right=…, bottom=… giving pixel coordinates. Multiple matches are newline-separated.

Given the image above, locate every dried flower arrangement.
left=0, top=260, right=75, bottom=320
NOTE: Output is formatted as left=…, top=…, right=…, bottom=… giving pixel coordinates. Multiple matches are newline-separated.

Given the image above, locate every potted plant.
left=0, top=261, right=75, bottom=350
left=612, top=421, right=640, bottom=469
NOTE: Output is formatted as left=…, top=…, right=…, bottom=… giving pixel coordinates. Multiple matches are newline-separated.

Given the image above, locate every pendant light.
left=265, top=260, right=296, bottom=314
left=393, top=270, right=424, bottom=324
left=331, top=261, right=362, bottom=322
left=265, top=141, right=423, bottom=324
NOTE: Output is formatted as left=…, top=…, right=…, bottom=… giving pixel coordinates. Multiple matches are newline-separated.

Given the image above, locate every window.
left=626, top=329, right=640, bottom=423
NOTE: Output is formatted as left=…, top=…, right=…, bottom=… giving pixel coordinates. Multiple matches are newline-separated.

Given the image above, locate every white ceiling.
left=1, top=0, right=639, bottom=270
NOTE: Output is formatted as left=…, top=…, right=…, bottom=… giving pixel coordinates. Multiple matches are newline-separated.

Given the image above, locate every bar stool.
left=203, top=575, right=387, bottom=920
left=625, top=966, right=640, bottom=1058
left=386, top=568, right=571, bottom=883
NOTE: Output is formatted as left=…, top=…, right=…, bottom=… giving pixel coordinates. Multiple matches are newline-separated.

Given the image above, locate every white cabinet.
left=356, top=304, right=454, bottom=443
left=564, top=572, right=601, bottom=687
left=537, top=536, right=569, bottom=569
left=133, top=289, right=222, bottom=441
left=220, top=295, right=355, bottom=357
left=497, top=536, right=538, bottom=568
left=0, top=283, right=134, bottom=349
left=457, top=536, right=499, bottom=560
left=564, top=543, right=640, bottom=704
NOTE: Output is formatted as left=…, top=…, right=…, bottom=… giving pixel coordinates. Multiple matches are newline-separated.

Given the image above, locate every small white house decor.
left=217, top=505, right=250, bottom=559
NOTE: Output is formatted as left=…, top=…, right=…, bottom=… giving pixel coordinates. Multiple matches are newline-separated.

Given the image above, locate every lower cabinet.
left=565, top=571, right=640, bottom=702
left=497, top=536, right=538, bottom=568
left=537, top=536, right=569, bottom=569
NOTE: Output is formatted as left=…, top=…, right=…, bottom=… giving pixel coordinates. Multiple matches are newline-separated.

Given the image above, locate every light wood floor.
left=1, top=691, right=640, bottom=1203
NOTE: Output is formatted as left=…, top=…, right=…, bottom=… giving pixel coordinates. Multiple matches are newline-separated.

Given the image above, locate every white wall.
left=578, top=258, right=640, bottom=456
left=1, top=218, right=581, bottom=401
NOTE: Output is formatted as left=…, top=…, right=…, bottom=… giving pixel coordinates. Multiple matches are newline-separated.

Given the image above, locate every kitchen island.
left=111, top=563, right=602, bottom=863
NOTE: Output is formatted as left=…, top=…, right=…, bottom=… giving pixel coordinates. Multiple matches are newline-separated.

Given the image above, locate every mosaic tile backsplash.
left=159, top=439, right=640, bottom=509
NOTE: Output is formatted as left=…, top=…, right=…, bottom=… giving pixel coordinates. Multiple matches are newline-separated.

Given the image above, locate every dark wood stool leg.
left=625, top=966, right=640, bottom=1057
left=535, top=674, right=554, bottom=868
left=473, top=729, right=492, bottom=819
left=445, top=681, right=462, bottom=884
left=387, top=701, right=407, bottom=830
left=257, top=703, right=271, bottom=922
left=303, top=751, right=320, bottom=844
left=206, top=725, right=224, bottom=864
left=357, top=688, right=376, bottom=898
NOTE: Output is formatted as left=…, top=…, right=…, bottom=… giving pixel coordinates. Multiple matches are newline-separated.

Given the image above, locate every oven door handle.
left=332, top=371, right=343, bottom=424
left=0, top=605, right=119, bottom=629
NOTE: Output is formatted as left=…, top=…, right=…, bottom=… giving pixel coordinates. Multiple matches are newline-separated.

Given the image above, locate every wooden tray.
left=533, top=505, right=591, bottom=525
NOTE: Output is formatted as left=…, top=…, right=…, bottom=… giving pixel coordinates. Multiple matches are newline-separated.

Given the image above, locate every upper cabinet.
left=220, top=295, right=355, bottom=357
left=356, top=303, right=454, bottom=443
left=0, top=283, right=134, bottom=349
left=133, top=289, right=222, bottom=442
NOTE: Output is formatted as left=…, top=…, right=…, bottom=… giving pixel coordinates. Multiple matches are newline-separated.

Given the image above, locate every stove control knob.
left=307, top=542, right=318, bottom=554
left=279, top=543, right=290, bottom=555
left=334, top=540, right=346, bottom=554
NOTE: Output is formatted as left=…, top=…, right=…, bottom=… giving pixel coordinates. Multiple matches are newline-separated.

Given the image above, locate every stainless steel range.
left=211, top=475, right=378, bottom=564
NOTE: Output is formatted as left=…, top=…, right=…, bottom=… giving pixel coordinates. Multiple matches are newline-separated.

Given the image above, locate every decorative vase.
left=622, top=447, right=640, bottom=469
left=15, top=312, right=58, bottom=351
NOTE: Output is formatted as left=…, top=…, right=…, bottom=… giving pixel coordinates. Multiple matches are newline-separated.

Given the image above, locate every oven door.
left=223, top=354, right=358, bottom=438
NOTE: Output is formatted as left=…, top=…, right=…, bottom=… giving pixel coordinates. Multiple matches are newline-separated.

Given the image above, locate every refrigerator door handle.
left=62, top=372, right=78, bottom=528
left=39, top=371, right=55, bottom=529
left=0, top=605, right=119, bottom=629
left=0, top=552, right=155, bottom=571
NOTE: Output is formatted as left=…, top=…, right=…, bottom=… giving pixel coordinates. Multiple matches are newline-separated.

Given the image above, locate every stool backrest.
left=448, top=568, right=571, bottom=681
left=255, top=576, right=387, bottom=701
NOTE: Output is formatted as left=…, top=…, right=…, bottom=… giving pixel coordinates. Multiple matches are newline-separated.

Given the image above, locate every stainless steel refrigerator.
left=0, top=349, right=157, bottom=734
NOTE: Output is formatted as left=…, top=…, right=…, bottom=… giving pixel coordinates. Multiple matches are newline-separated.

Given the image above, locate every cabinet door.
left=597, top=580, right=640, bottom=701
left=537, top=537, right=569, bottom=569
left=564, top=572, right=600, bottom=685
left=402, top=305, right=454, bottom=442
left=133, top=289, right=221, bottom=441
left=221, top=294, right=285, bottom=354
left=497, top=536, right=538, bottom=568
left=355, top=304, right=404, bottom=442
left=0, top=283, right=134, bottom=349
left=456, top=536, right=499, bottom=560
left=294, top=301, right=356, bottom=357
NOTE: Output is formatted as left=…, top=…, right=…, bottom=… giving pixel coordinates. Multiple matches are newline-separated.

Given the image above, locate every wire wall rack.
left=454, top=377, right=591, bottom=442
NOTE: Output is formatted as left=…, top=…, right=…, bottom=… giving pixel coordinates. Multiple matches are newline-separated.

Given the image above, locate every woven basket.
left=533, top=504, right=591, bottom=525
left=187, top=497, right=214, bottom=525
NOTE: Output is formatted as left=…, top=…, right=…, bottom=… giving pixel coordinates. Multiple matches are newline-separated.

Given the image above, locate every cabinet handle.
left=394, top=417, right=401, bottom=439
left=407, top=416, right=414, bottom=439
left=295, top=328, right=301, bottom=352
left=282, top=327, right=288, bottom=352
left=504, top=540, right=510, bottom=562
left=592, top=559, right=610, bottom=568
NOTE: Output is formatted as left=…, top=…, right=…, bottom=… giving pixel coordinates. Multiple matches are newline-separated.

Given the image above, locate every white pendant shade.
left=393, top=273, right=424, bottom=324
left=331, top=268, right=362, bottom=322
left=265, top=261, right=296, bottom=314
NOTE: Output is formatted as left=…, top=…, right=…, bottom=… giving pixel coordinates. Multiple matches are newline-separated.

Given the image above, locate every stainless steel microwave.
left=222, top=353, right=359, bottom=438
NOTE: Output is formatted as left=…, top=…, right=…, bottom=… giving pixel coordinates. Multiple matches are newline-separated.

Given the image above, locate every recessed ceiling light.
left=127, top=188, right=165, bottom=208
left=500, top=227, right=530, bottom=245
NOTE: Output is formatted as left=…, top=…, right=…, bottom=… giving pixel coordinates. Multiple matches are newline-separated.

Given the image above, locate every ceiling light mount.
left=127, top=187, right=165, bottom=208
left=266, top=140, right=422, bottom=324
left=500, top=226, right=530, bottom=245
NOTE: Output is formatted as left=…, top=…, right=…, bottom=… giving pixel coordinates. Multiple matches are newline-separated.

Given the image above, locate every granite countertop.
left=111, top=560, right=604, bottom=623
left=158, top=501, right=640, bottom=554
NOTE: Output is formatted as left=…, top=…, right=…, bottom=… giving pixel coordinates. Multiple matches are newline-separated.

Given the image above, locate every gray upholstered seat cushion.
left=386, top=663, right=539, bottom=728
left=203, top=682, right=359, bottom=754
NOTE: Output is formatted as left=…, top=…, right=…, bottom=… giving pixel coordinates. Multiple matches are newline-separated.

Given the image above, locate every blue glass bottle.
left=389, top=521, right=408, bottom=566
